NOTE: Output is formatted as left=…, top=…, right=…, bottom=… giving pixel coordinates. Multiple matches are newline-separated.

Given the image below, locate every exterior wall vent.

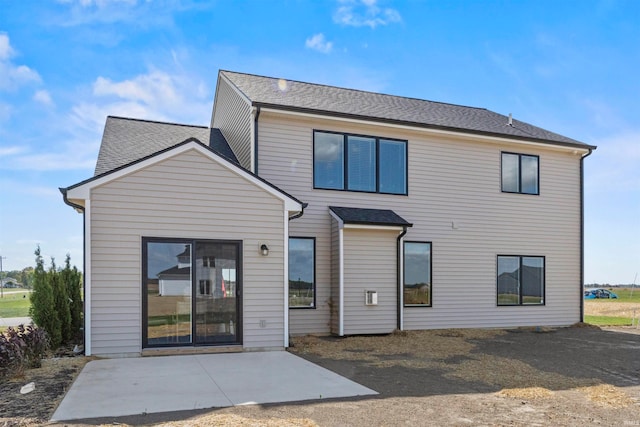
left=365, top=290, right=378, bottom=306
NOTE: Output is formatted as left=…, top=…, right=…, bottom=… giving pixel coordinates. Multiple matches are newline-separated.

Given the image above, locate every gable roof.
left=329, top=206, right=413, bottom=228
left=63, top=138, right=304, bottom=212
left=94, top=116, right=239, bottom=176
left=221, top=70, right=595, bottom=150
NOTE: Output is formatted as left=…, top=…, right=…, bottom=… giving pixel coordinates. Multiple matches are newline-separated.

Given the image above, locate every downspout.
left=338, top=227, right=344, bottom=336
left=60, top=188, right=87, bottom=354
left=285, top=203, right=306, bottom=347
left=396, top=226, right=408, bottom=331
left=253, top=106, right=261, bottom=174
left=580, top=149, right=593, bottom=323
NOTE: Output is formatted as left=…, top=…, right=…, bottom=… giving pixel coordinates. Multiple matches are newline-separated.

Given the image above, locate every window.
left=403, top=242, right=432, bottom=306
left=501, top=152, right=539, bottom=194
left=314, top=130, right=407, bottom=195
left=289, top=237, right=315, bottom=308
left=497, top=255, right=545, bottom=306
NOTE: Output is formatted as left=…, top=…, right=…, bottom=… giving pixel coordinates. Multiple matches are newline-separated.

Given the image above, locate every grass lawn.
left=584, top=315, right=633, bottom=326
left=609, top=287, right=640, bottom=301
left=0, top=289, right=32, bottom=318
left=586, top=287, right=640, bottom=302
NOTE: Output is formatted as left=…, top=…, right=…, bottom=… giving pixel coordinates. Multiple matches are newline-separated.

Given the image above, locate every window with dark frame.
left=288, top=237, right=316, bottom=308
left=403, top=241, right=432, bottom=306
left=314, top=130, right=407, bottom=195
left=501, top=152, right=539, bottom=194
left=497, top=255, right=545, bottom=306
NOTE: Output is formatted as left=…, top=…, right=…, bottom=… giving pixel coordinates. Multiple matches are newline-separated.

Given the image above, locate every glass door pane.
left=195, top=242, right=239, bottom=344
left=145, top=242, right=192, bottom=346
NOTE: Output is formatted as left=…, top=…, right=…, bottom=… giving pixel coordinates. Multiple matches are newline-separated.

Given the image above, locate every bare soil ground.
left=3, top=326, right=640, bottom=427
left=0, top=356, right=90, bottom=427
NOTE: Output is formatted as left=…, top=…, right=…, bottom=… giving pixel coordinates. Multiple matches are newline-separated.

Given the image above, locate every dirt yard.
left=2, top=326, right=640, bottom=426
left=0, top=356, right=89, bottom=426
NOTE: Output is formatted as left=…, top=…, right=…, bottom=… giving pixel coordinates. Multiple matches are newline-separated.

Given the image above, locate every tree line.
left=1, top=267, right=35, bottom=288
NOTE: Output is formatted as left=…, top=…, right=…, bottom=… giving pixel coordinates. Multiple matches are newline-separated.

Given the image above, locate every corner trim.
left=284, top=211, right=290, bottom=347
left=84, top=199, right=92, bottom=356
left=580, top=149, right=593, bottom=322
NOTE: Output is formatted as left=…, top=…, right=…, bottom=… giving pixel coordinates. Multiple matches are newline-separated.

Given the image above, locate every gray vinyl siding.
left=89, top=149, right=285, bottom=356
left=212, top=77, right=253, bottom=170
left=343, top=229, right=398, bottom=335
left=258, top=111, right=582, bottom=333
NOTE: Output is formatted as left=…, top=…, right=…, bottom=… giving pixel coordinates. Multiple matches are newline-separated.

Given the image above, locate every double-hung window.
left=497, top=255, right=545, bottom=306
left=288, top=237, right=315, bottom=308
left=314, top=131, right=407, bottom=195
left=403, top=242, right=432, bottom=306
left=501, top=152, right=539, bottom=194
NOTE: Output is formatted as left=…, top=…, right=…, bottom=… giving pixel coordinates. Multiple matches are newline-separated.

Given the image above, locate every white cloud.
left=0, top=145, right=26, bottom=157
left=61, top=0, right=138, bottom=6
left=79, top=68, right=211, bottom=126
left=33, top=89, right=54, bottom=106
left=0, top=33, right=42, bottom=91
left=586, top=131, right=640, bottom=193
left=305, top=33, right=333, bottom=54
left=53, top=0, right=204, bottom=27
left=0, top=33, right=15, bottom=60
left=93, top=72, right=179, bottom=104
left=334, top=0, right=402, bottom=29
left=56, top=0, right=137, bottom=8
left=0, top=102, right=12, bottom=121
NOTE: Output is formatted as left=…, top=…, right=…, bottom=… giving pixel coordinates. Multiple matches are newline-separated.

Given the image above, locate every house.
left=61, top=70, right=596, bottom=357
left=1, top=278, right=21, bottom=288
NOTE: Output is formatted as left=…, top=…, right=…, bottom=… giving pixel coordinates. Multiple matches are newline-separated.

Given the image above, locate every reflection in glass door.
left=195, top=242, right=238, bottom=344
left=143, top=238, right=240, bottom=348
left=145, top=241, right=193, bottom=346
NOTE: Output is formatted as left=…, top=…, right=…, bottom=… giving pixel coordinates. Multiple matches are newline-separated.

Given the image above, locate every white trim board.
left=65, top=141, right=303, bottom=213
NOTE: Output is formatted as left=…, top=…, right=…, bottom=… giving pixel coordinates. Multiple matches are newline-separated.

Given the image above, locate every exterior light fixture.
left=260, top=244, right=269, bottom=256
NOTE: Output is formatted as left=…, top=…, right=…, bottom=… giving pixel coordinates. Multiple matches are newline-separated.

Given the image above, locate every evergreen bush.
left=29, top=247, right=83, bottom=349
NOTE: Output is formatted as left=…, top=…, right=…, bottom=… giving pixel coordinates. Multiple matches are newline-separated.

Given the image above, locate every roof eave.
left=62, top=138, right=304, bottom=211
left=253, top=102, right=597, bottom=151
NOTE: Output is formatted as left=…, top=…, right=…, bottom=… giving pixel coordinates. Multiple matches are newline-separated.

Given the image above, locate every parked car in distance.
left=584, top=289, right=618, bottom=299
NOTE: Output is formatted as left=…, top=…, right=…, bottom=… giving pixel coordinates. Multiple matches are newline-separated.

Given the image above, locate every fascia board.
left=219, top=71, right=253, bottom=105
left=329, top=209, right=344, bottom=228
left=66, top=141, right=303, bottom=212
left=343, top=224, right=406, bottom=231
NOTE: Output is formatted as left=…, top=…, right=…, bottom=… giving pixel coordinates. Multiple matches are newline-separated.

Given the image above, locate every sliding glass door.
left=194, top=242, right=238, bottom=344
left=143, top=238, right=241, bottom=348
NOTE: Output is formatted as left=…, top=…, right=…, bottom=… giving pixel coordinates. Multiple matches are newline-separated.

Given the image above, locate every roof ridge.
left=219, top=70, right=489, bottom=112
left=107, top=115, right=209, bottom=129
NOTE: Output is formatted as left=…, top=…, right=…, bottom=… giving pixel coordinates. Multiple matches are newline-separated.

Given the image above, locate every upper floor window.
left=501, top=152, right=539, bottom=195
left=314, top=130, right=407, bottom=195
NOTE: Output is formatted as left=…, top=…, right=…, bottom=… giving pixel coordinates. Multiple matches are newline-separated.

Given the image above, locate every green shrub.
left=62, top=255, right=83, bottom=342
left=29, top=247, right=83, bottom=349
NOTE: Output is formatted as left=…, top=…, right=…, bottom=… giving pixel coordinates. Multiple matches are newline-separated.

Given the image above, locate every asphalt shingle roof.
left=221, top=70, right=594, bottom=149
left=330, top=206, right=412, bottom=227
left=94, top=116, right=239, bottom=176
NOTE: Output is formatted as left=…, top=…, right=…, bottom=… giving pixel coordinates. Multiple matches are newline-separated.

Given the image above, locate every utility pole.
left=0, top=256, right=5, bottom=299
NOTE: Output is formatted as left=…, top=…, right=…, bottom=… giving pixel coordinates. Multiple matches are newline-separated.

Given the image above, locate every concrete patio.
left=51, top=351, right=377, bottom=421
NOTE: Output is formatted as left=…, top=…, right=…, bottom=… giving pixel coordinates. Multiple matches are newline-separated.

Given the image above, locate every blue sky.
left=0, top=0, right=638, bottom=284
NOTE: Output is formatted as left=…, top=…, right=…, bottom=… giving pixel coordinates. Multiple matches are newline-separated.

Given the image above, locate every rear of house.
left=62, top=70, right=595, bottom=357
